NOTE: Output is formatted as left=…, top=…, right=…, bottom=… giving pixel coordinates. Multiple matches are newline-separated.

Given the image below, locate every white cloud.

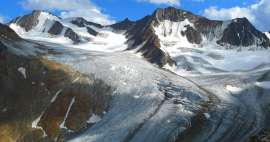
left=137, top=0, right=204, bottom=5
left=21, top=0, right=115, bottom=25
left=203, top=0, right=270, bottom=31
left=137, top=0, right=181, bottom=6
left=0, top=15, right=5, bottom=23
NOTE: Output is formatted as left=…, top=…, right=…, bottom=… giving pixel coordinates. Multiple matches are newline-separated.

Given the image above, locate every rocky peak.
left=11, top=10, right=42, bottom=32
left=217, top=17, right=270, bottom=47
left=110, top=18, right=135, bottom=31
left=10, top=10, right=59, bottom=32
left=153, top=7, right=201, bottom=23
left=0, top=23, right=21, bottom=40
left=70, top=17, right=103, bottom=28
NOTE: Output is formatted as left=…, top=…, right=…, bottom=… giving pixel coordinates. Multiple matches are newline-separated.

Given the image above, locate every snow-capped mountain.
left=9, top=8, right=270, bottom=68
left=0, top=23, right=113, bottom=141
left=1, top=7, right=270, bottom=142
left=125, top=7, right=270, bottom=67
left=9, top=10, right=100, bottom=43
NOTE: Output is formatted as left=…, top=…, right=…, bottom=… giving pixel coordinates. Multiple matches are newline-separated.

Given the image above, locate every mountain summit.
left=1, top=6, right=270, bottom=142
left=8, top=7, right=270, bottom=67
left=123, top=7, right=270, bottom=66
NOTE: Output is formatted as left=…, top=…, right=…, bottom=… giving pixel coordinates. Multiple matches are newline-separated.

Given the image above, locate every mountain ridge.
left=1, top=6, right=270, bottom=142
left=7, top=7, right=270, bottom=67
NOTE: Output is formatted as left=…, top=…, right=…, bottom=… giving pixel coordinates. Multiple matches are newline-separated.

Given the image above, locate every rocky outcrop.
left=64, top=28, right=81, bottom=44
left=217, top=18, right=270, bottom=48
left=181, top=25, right=202, bottom=44
left=0, top=26, right=113, bottom=142
left=10, top=10, right=42, bottom=32
left=153, top=7, right=270, bottom=48
left=0, top=23, right=21, bottom=40
left=70, top=17, right=100, bottom=36
left=250, top=130, right=270, bottom=142
left=47, top=21, right=63, bottom=35
left=48, top=21, right=82, bottom=43
left=124, top=7, right=270, bottom=66
left=9, top=11, right=84, bottom=44
left=86, top=27, right=98, bottom=36
left=126, top=16, right=175, bottom=67
left=70, top=17, right=103, bottom=29
left=110, top=18, right=135, bottom=31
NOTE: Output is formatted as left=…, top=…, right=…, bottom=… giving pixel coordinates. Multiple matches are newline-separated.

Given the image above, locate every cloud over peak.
left=21, top=0, right=115, bottom=25
left=0, top=15, right=5, bottom=23
left=203, top=0, right=270, bottom=31
left=137, top=0, right=181, bottom=6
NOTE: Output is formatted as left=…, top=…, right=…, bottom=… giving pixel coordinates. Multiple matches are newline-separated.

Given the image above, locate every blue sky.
left=93, top=0, right=258, bottom=20
left=0, top=0, right=269, bottom=31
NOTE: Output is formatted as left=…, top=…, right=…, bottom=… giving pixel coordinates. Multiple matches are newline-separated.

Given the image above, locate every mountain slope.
left=125, top=7, right=270, bottom=66
left=0, top=24, right=113, bottom=142
left=8, top=8, right=270, bottom=68
left=1, top=11, right=270, bottom=142
left=9, top=10, right=89, bottom=43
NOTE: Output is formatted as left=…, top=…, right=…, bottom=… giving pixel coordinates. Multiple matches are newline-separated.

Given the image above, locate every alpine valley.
left=1, top=7, right=270, bottom=142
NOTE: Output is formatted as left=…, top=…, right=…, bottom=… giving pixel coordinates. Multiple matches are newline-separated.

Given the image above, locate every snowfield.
left=255, top=81, right=270, bottom=89
left=19, top=39, right=267, bottom=142
left=153, top=19, right=270, bottom=76
left=6, top=13, right=270, bottom=141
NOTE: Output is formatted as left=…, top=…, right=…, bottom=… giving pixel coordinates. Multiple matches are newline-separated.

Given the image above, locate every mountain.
left=125, top=7, right=270, bottom=66
left=109, top=18, right=135, bottom=31
left=9, top=10, right=98, bottom=43
left=0, top=23, right=112, bottom=142
left=9, top=8, right=270, bottom=67
left=1, top=7, right=270, bottom=142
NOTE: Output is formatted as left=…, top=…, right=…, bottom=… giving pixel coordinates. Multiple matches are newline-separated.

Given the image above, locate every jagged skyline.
left=0, top=0, right=269, bottom=31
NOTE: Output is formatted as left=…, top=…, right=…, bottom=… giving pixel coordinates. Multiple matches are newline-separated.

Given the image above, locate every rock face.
left=0, top=23, right=21, bottom=40
left=181, top=25, right=202, bottom=44
left=10, top=11, right=84, bottom=43
left=10, top=10, right=42, bottom=32
left=0, top=26, right=113, bottom=142
left=217, top=18, right=270, bottom=47
left=86, top=27, right=98, bottom=36
left=152, top=7, right=270, bottom=47
left=48, top=21, right=82, bottom=43
left=110, top=18, right=135, bottom=31
left=64, top=28, right=82, bottom=44
left=47, top=21, right=63, bottom=35
left=70, top=17, right=103, bottom=29
left=126, top=16, right=175, bottom=66
left=70, top=17, right=100, bottom=36
left=7, top=7, right=270, bottom=67
left=124, top=7, right=270, bottom=66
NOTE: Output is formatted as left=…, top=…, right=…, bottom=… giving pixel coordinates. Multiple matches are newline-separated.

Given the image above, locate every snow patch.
left=204, top=113, right=211, bottom=119
left=18, top=67, right=26, bottom=79
left=154, top=19, right=197, bottom=49
left=40, top=82, right=45, bottom=86
left=255, top=81, right=270, bottom=89
left=87, top=114, right=102, bottom=124
left=51, top=89, right=62, bottom=103
left=225, top=85, right=243, bottom=94
left=32, top=112, right=47, bottom=137
left=60, top=97, right=75, bottom=129
left=32, top=115, right=42, bottom=129
left=1, top=108, right=7, bottom=112
left=265, top=32, right=270, bottom=40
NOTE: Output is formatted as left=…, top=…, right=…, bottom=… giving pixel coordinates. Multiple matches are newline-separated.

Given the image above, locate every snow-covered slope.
left=8, top=8, right=270, bottom=76
left=10, top=10, right=60, bottom=36
left=265, top=32, right=270, bottom=40
left=9, top=11, right=129, bottom=52
left=124, top=7, right=270, bottom=69
left=2, top=10, right=270, bottom=142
